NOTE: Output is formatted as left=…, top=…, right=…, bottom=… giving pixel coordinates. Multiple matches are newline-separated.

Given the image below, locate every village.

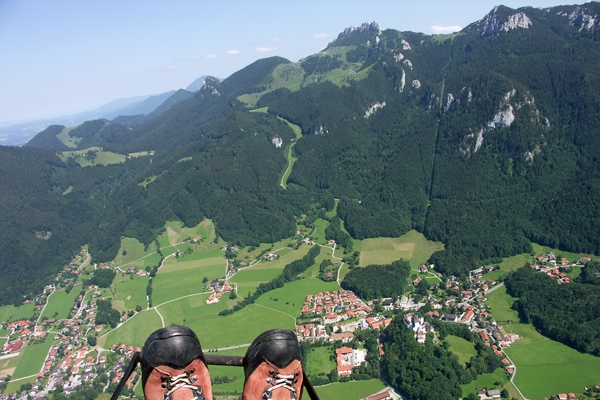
left=0, top=248, right=592, bottom=400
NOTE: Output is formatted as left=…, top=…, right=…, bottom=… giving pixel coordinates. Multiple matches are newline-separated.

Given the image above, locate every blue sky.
left=0, top=0, right=579, bottom=124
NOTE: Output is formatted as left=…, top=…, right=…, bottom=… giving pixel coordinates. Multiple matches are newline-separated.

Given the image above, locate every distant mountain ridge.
left=4, top=2, right=600, bottom=306
left=0, top=75, right=209, bottom=146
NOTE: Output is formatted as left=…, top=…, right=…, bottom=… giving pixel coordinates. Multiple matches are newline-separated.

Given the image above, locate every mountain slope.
left=3, top=2, right=600, bottom=304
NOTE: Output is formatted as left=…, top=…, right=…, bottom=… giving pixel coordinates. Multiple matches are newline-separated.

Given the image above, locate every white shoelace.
left=263, top=371, right=299, bottom=399
left=163, top=371, right=205, bottom=400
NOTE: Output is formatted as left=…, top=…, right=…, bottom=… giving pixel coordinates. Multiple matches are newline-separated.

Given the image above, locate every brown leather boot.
left=242, top=329, right=303, bottom=400
left=141, top=326, right=212, bottom=400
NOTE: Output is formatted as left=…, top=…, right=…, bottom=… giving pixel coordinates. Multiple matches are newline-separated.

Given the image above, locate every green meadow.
left=152, top=267, right=220, bottom=306
left=1, top=302, right=36, bottom=322
left=157, top=293, right=237, bottom=322
left=57, top=147, right=127, bottom=167
left=306, top=345, right=335, bottom=376
left=315, top=379, right=386, bottom=399
left=40, top=286, right=81, bottom=319
left=359, top=230, right=444, bottom=268
left=100, top=309, right=163, bottom=348
left=11, top=338, right=58, bottom=379
left=229, top=268, right=283, bottom=297
left=254, top=278, right=340, bottom=318
left=0, top=305, right=26, bottom=323
left=113, top=237, right=158, bottom=267
left=186, top=305, right=295, bottom=349
left=446, top=335, right=477, bottom=367
left=111, top=275, right=149, bottom=312
left=312, top=219, right=330, bottom=244
left=487, top=286, right=600, bottom=398
left=206, top=347, right=247, bottom=394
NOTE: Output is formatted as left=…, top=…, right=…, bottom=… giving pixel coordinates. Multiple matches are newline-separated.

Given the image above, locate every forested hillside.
left=4, top=2, right=600, bottom=304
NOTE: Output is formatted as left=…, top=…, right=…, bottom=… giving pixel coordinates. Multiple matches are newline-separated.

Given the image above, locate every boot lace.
left=263, top=369, right=300, bottom=399
left=161, top=368, right=205, bottom=400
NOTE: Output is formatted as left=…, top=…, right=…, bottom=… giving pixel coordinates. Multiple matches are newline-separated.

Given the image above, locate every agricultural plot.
left=206, top=347, right=247, bottom=394
left=315, top=379, right=386, bottom=399
left=159, top=251, right=225, bottom=274
left=312, top=219, right=329, bottom=244
left=100, top=310, right=163, bottom=349
left=57, top=147, right=127, bottom=167
left=305, top=345, right=335, bottom=376
left=7, top=302, right=35, bottom=321
left=40, top=286, right=81, bottom=319
left=446, top=335, right=477, bottom=367
left=229, top=268, right=283, bottom=297
left=254, top=278, right=340, bottom=318
left=157, top=293, right=236, bottom=324
left=0, top=305, right=20, bottom=323
left=5, top=376, right=37, bottom=396
left=111, top=276, right=149, bottom=311
left=185, top=305, right=295, bottom=349
left=11, top=338, right=58, bottom=379
left=487, top=286, right=600, bottom=398
left=113, top=237, right=158, bottom=267
left=152, top=267, right=221, bottom=306
left=359, top=230, right=443, bottom=268
left=508, top=339, right=600, bottom=398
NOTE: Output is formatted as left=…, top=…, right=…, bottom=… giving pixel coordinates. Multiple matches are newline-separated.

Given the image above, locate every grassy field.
left=229, top=268, right=283, bottom=297
left=56, top=126, right=79, bottom=148
left=359, top=230, right=444, bottom=268
left=488, top=286, right=600, bottom=398
left=206, top=347, right=248, bottom=394
left=185, top=304, right=296, bottom=349
left=111, top=275, right=149, bottom=311
left=278, top=117, right=302, bottom=189
left=315, top=379, right=386, bottom=399
left=306, top=345, right=335, bottom=376
left=5, top=376, right=37, bottom=395
left=446, top=335, right=477, bottom=367
left=158, top=293, right=236, bottom=322
left=312, top=219, right=329, bottom=244
left=113, top=237, right=158, bottom=267
left=100, top=309, right=163, bottom=348
left=508, top=338, right=600, bottom=398
left=40, top=286, right=81, bottom=319
left=3, top=303, right=36, bottom=322
left=152, top=263, right=224, bottom=305
left=57, top=146, right=127, bottom=167
left=11, top=338, right=58, bottom=379
left=254, top=278, right=340, bottom=318
left=0, top=305, right=21, bottom=323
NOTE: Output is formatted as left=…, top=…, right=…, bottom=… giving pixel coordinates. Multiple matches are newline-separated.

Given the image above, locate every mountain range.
left=0, top=76, right=210, bottom=146
left=2, top=2, right=600, bottom=305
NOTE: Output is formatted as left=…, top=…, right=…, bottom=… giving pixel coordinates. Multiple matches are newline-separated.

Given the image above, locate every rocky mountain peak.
left=341, top=21, right=382, bottom=36
left=468, top=5, right=532, bottom=37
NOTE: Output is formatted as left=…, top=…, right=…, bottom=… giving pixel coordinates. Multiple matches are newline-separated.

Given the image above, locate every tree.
left=87, top=336, right=97, bottom=346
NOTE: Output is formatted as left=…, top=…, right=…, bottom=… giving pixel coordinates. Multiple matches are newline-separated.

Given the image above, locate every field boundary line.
left=250, top=303, right=296, bottom=326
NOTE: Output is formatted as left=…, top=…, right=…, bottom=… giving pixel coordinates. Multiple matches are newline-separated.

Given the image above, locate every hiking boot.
left=141, top=325, right=212, bottom=400
left=242, top=329, right=303, bottom=400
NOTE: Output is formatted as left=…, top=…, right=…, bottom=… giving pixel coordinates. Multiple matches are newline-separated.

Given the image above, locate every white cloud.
left=430, top=25, right=462, bottom=34
left=206, top=54, right=217, bottom=59
left=226, top=49, right=240, bottom=55
left=312, top=33, right=330, bottom=39
left=255, top=47, right=276, bottom=53
left=157, top=65, right=176, bottom=71
left=269, top=38, right=281, bottom=43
